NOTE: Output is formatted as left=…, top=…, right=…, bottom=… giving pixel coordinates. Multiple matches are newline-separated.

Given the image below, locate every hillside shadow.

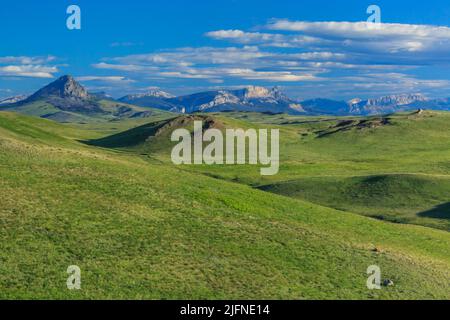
left=81, top=119, right=170, bottom=148
left=418, top=202, right=450, bottom=220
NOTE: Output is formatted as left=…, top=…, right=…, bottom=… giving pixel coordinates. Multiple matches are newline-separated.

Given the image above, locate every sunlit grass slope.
left=0, top=111, right=449, bottom=299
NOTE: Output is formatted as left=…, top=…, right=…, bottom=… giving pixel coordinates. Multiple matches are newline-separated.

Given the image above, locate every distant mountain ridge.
left=2, top=75, right=450, bottom=120
left=0, top=75, right=168, bottom=122
left=118, top=89, right=178, bottom=112
left=120, top=86, right=305, bottom=114
left=121, top=88, right=175, bottom=100
left=348, top=94, right=432, bottom=115
left=120, top=87, right=450, bottom=115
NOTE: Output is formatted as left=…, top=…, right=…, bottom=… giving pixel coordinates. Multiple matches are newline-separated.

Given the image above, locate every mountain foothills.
left=2, top=75, right=450, bottom=122
left=0, top=75, right=169, bottom=123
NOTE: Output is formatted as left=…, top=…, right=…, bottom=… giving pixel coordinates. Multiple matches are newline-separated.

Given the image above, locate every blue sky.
left=1, top=0, right=450, bottom=100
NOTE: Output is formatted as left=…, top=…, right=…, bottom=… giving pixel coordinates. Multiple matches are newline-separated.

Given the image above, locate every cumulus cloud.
left=0, top=55, right=59, bottom=78
left=205, top=29, right=320, bottom=47
left=76, top=76, right=135, bottom=83
left=94, top=46, right=323, bottom=83
left=266, top=19, right=450, bottom=56
left=206, top=21, right=450, bottom=63
left=0, top=65, right=57, bottom=78
left=91, top=19, right=450, bottom=98
left=0, top=55, right=56, bottom=65
left=111, top=46, right=271, bottom=66
left=267, top=20, right=450, bottom=39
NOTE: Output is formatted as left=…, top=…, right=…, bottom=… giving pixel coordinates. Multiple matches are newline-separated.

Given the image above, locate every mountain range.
left=1, top=75, right=450, bottom=122
left=0, top=75, right=167, bottom=122
left=117, top=85, right=450, bottom=116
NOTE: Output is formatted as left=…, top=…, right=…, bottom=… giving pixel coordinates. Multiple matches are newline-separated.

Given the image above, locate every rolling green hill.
left=89, top=111, right=450, bottom=231
left=260, top=174, right=450, bottom=231
left=0, top=111, right=448, bottom=299
left=0, top=98, right=172, bottom=123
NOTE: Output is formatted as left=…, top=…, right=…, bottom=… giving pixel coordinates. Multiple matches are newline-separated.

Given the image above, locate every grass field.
left=90, top=110, right=450, bottom=231
left=0, top=111, right=449, bottom=299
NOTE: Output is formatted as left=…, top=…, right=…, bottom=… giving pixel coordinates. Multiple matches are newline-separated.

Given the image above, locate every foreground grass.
left=0, top=112, right=449, bottom=299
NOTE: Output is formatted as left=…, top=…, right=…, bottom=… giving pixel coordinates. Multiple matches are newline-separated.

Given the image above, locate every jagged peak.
left=230, top=86, right=288, bottom=100
left=28, top=75, right=89, bottom=101
left=366, top=93, right=428, bottom=106
left=120, top=88, right=174, bottom=100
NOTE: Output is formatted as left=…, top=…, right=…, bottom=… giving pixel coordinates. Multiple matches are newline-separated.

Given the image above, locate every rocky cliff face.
left=171, top=86, right=302, bottom=114
left=198, top=91, right=241, bottom=111
left=234, top=86, right=272, bottom=99
left=365, top=94, right=428, bottom=107
left=28, top=75, right=90, bottom=101
left=349, top=94, right=430, bottom=115
left=119, top=88, right=174, bottom=102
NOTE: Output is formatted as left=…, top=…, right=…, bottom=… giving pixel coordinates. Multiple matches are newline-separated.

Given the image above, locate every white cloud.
left=95, top=46, right=324, bottom=83
left=111, top=46, right=271, bottom=66
left=76, top=76, right=135, bottom=83
left=0, top=55, right=59, bottom=78
left=266, top=20, right=450, bottom=55
left=0, top=65, right=57, bottom=78
left=90, top=19, right=450, bottom=98
left=0, top=55, right=56, bottom=65
left=219, top=68, right=318, bottom=82
left=267, top=20, right=450, bottom=39
left=205, top=29, right=320, bottom=47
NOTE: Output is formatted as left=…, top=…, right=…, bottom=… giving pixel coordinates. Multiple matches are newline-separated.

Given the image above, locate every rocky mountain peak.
left=242, top=86, right=272, bottom=99
left=28, top=75, right=89, bottom=101
left=145, top=88, right=175, bottom=99
left=230, top=86, right=288, bottom=101
left=119, top=88, right=174, bottom=102
left=366, top=93, right=428, bottom=107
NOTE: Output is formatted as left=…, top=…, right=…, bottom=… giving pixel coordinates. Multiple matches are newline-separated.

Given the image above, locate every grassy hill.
left=0, top=98, right=173, bottom=124
left=89, top=110, right=450, bottom=231
left=260, top=174, right=450, bottom=231
left=0, top=111, right=449, bottom=299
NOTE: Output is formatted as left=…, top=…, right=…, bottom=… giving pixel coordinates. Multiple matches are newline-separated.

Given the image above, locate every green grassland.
left=0, top=111, right=449, bottom=299
left=0, top=98, right=173, bottom=125
left=90, top=110, right=450, bottom=231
